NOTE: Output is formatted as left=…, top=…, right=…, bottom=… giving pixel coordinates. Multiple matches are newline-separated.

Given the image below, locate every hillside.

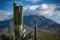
left=0, top=15, right=60, bottom=34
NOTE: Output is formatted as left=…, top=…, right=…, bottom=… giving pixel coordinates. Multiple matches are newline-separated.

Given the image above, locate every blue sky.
left=0, top=0, right=60, bottom=24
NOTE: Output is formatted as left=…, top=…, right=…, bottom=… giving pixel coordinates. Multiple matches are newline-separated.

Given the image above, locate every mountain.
left=0, top=15, right=60, bottom=34
left=24, top=15, right=60, bottom=34
left=0, top=19, right=13, bottom=29
left=24, top=15, right=60, bottom=28
left=0, top=19, right=14, bottom=33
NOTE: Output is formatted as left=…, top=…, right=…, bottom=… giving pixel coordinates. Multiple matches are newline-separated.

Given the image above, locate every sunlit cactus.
left=13, top=2, right=23, bottom=40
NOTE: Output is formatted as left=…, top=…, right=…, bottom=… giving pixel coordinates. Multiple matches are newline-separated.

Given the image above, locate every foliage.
left=22, top=32, right=33, bottom=40
left=38, top=32, right=60, bottom=40
left=0, top=32, right=60, bottom=40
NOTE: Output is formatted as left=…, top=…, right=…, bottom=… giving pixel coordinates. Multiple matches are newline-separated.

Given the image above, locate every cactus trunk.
left=13, top=2, right=23, bottom=40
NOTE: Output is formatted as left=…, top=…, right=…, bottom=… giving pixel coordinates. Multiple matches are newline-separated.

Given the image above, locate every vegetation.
left=0, top=32, right=60, bottom=40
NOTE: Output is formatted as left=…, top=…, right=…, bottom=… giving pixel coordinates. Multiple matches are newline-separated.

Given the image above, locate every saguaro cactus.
left=34, top=25, right=37, bottom=40
left=13, top=2, right=23, bottom=40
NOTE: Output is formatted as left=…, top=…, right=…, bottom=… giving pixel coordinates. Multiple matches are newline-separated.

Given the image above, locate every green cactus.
left=13, top=2, right=23, bottom=40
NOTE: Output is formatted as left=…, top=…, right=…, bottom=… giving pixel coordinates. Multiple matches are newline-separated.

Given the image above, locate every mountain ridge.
left=0, top=15, right=60, bottom=34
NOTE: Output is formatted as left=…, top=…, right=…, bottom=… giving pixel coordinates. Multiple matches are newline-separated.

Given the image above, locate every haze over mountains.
left=0, top=15, right=60, bottom=34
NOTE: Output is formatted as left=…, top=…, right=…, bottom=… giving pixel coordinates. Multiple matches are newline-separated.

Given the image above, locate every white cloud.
left=24, top=5, right=39, bottom=15
left=49, top=11, right=60, bottom=24
left=26, top=0, right=42, bottom=3
left=24, top=5, right=39, bottom=10
left=39, top=4, right=56, bottom=16
left=24, top=4, right=56, bottom=16
left=41, top=4, right=48, bottom=9
left=0, top=10, right=13, bottom=21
